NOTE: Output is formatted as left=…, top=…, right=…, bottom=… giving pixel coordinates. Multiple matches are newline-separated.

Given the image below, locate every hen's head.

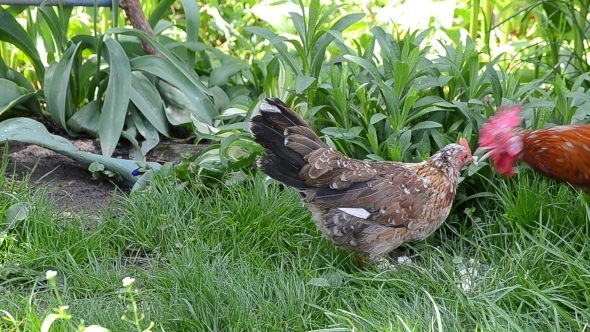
left=476, top=105, right=524, bottom=176
left=430, top=138, right=473, bottom=172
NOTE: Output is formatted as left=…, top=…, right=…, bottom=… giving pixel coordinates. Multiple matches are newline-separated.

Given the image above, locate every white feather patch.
left=338, top=208, right=371, bottom=219
left=260, top=101, right=281, bottom=113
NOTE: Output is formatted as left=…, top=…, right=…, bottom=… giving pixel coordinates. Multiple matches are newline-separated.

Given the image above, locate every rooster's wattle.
left=250, top=98, right=474, bottom=262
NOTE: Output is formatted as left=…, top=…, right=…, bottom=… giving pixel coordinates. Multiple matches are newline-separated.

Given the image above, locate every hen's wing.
left=301, top=148, right=434, bottom=228
left=522, top=125, right=590, bottom=191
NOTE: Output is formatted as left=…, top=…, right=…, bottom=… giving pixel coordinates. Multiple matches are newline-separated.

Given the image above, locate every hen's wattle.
left=250, top=98, right=473, bottom=263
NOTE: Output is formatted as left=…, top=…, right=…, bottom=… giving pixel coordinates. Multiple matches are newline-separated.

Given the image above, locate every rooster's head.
left=475, top=105, right=524, bottom=176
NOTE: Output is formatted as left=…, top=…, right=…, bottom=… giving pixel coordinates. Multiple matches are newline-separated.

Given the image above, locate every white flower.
left=81, top=325, right=110, bottom=332
left=122, top=277, right=135, bottom=287
left=46, top=270, right=57, bottom=280
left=397, top=256, right=412, bottom=264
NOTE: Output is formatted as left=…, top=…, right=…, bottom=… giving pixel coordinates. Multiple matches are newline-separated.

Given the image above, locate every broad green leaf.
left=295, top=75, right=316, bottom=94
left=321, top=126, right=363, bottom=140
left=393, top=61, right=410, bottom=96
left=148, top=0, right=176, bottom=28
left=45, top=42, right=80, bottom=135
left=430, top=129, right=447, bottom=149
left=219, top=132, right=252, bottom=167
left=289, top=12, right=307, bottom=47
left=216, top=107, right=247, bottom=121
left=37, top=6, right=71, bottom=54
left=66, top=100, right=101, bottom=137
left=0, top=56, right=36, bottom=92
left=414, top=27, right=434, bottom=46
left=100, top=36, right=132, bottom=157
left=410, top=121, right=442, bottom=131
left=370, top=114, right=388, bottom=124
left=130, top=55, right=217, bottom=124
left=179, top=0, right=199, bottom=69
left=0, top=91, right=39, bottom=117
left=566, top=91, right=590, bottom=105
left=308, top=277, right=330, bottom=287
left=372, top=26, right=400, bottom=62
left=0, top=118, right=160, bottom=187
left=108, top=28, right=214, bottom=93
left=572, top=73, right=590, bottom=92
left=417, top=76, right=454, bottom=90
left=209, top=59, right=248, bottom=87
left=0, top=7, right=45, bottom=81
left=130, top=106, right=160, bottom=155
left=406, top=105, right=447, bottom=123
left=310, top=13, right=364, bottom=75
left=486, top=63, right=503, bottom=107
left=158, top=80, right=196, bottom=126
left=244, top=27, right=301, bottom=75
left=306, top=0, right=321, bottom=43
left=208, top=86, right=230, bottom=111
left=88, top=162, right=105, bottom=172
left=121, top=115, right=143, bottom=161
left=367, top=124, right=379, bottom=153
left=153, top=20, right=175, bottom=36
left=3, top=202, right=29, bottom=231
left=130, top=72, right=169, bottom=136
left=195, top=145, right=223, bottom=173
left=0, top=79, right=24, bottom=115
left=417, top=131, right=431, bottom=159
left=342, top=55, right=381, bottom=80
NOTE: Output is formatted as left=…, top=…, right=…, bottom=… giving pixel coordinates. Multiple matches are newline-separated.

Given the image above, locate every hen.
left=476, top=105, right=590, bottom=192
left=250, top=98, right=474, bottom=263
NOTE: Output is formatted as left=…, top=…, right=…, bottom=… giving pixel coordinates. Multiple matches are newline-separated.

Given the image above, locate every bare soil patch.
left=2, top=140, right=127, bottom=212
left=1, top=136, right=206, bottom=212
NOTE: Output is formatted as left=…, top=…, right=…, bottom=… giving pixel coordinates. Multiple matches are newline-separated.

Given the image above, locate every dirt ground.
left=1, top=137, right=206, bottom=212
left=1, top=140, right=128, bottom=212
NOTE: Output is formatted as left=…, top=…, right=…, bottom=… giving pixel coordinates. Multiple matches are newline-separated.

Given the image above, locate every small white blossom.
left=81, top=324, right=110, bottom=332
left=46, top=270, right=57, bottom=280
left=122, top=277, right=135, bottom=287
left=397, top=256, right=412, bottom=264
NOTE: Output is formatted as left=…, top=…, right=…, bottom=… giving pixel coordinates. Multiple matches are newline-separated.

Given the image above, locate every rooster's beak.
left=473, top=147, right=492, bottom=165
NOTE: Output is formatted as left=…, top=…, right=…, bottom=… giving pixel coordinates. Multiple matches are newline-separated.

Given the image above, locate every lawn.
left=2, top=147, right=590, bottom=331
left=1, top=0, right=590, bottom=330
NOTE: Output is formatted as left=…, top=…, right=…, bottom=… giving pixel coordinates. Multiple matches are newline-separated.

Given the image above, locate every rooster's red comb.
left=479, top=105, right=523, bottom=147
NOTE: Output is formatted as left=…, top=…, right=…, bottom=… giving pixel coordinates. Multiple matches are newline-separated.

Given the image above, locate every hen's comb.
left=459, top=137, right=471, bottom=154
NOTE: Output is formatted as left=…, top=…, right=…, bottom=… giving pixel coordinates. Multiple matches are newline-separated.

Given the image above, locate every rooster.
left=250, top=98, right=474, bottom=263
left=476, top=105, right=590, bottom=192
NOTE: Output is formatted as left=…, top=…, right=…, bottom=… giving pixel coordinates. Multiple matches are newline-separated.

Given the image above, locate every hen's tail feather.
left=250, top=98, right=327, bottom=189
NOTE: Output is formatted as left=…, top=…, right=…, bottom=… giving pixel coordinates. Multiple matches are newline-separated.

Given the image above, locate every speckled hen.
left=250, top=98, right=474, bottom=263
left=476, top=105, right=590, bottom=192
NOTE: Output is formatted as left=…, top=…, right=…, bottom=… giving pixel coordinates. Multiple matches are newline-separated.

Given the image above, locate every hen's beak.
left=473, top=147, right=493, bottom=165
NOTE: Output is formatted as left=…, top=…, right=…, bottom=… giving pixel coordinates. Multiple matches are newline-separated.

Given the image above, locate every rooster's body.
left=250, top=98, right=473, bottom=262
left=477, top=105, right=590, bottom=192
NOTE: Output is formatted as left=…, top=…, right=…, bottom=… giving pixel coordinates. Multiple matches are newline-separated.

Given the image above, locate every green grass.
left=2, top=160, right=590, bottom=331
